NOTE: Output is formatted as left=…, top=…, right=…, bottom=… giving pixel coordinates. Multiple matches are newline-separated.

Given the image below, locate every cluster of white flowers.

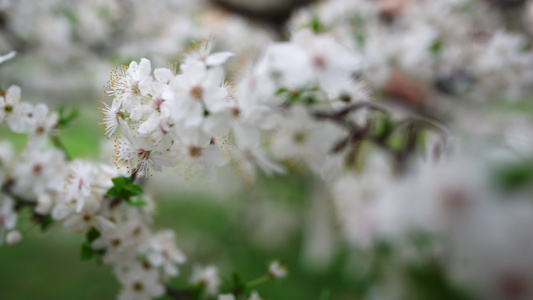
left=0, top=52, right=194, bottom=300
left=95, top=28, right=373, bottom=299
left=290, top=0, right=533, bottom=102
left=0, top=0, right=275, bottom=99
left=1, top=0, right=533, bottom=299
left=332, top=143, right=533, bottom=299
left=1, top=135, right=189, bottom=299
left=233, top=28, right=376, bottom=180
left=101, top=42, right=234, bottom=181
left=100, top=29, right=373, bottom=183
left=2, top=36, right=308, bottom=296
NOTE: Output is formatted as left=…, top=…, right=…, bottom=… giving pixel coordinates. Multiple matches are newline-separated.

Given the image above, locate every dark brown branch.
left=394, top=118, right=447, bottom=135
left=312, top=103, right=448, bottom=173
left=313, top=102, right=388, bottom=120
left=108, top=197, right=122, bottom=209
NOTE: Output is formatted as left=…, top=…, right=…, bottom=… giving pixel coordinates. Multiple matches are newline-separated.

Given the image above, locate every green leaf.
left=127, top=198, right=147, bottom=207
left=39, top=215, right=54, bottom=233
left=232, top=272, right=242, bottom=284
left=81, top=228, right=104, bottom=262
left=188, top=282, right=204, bottom=300
left=106, top=186, right=121, bottom=198
left=493, top=162, right=533, bottom=192
left=429, top=39, right=444, bottom=55
left=106, top=176, right=144, bottom=201
left=276, top=88, right=288, bottom=95
left=287, top=91, right=301, bottom=103
left=57, top=107, right=80, bottom=128
left=111, top=176, right=128, bottom=187
left=303, top=97, right=316, bottom=105
left=231, top=272, right=246, bottom=296
left=86, top=227, right=101, bottom=243
left=126, top=184, right=143, bottom=196
left=81, top=242, right=94, bottom=261
left=310, top=14, right=324, bottom=33
left=374, top=115, right=395, bottom=140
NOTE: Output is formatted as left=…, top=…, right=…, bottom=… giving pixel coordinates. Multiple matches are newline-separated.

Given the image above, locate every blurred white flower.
left=0, top=195, right=17, bottom=231
left=6, top=229, right=22, bottom=245
left=0, top=85, right=33, bottom=133
left=268, top=260, right=288, bottom=278
left=190, top=265, right=221, bottom=296
left=115, top=262, right=165, bottom=300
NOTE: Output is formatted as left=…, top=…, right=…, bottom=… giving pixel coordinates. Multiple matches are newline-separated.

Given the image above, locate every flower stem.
left=246, top=274, right=270, bottom=288
left=22, top=222, right=37, bottom=234
left=49, top=133, right=71, bottom=161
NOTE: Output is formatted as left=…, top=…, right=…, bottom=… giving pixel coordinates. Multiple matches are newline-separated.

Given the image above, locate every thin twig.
left=49, top=133, right=72, bottom=161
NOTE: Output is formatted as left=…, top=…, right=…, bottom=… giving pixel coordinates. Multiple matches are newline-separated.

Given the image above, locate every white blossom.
left=190, top=265, right=220, bottom=296
left=113, top=123, right=177, bottom=178
left=268, top=260, right=288, bottom=278
left=6, top=229, right=22, bottom=245
left=144, top=230, right=187, bottom=277
left=115, top=262, right=165, bottom=300
left=0, top=195, right=17, bottom=231
left=106, top=58, right=153, bottom=111
left=27, top=103, right=58, bottom=146
left=0, top=85, right=33, bottom=133
left=92, top=219, right=150, bottom=263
